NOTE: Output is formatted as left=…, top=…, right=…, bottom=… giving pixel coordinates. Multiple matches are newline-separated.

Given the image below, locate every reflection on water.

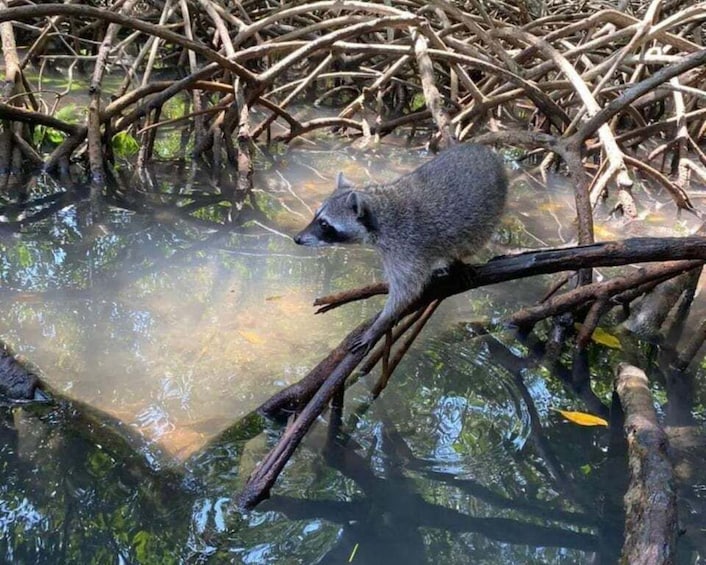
left=1, top=142, right=704, bottom=562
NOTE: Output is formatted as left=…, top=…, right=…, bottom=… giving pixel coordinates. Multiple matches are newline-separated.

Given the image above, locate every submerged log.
left=614, top=363, right=678, bottom=565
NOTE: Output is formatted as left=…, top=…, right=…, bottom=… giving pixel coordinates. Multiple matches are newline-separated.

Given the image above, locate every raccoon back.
left=369, top=144, right=507, bottom=263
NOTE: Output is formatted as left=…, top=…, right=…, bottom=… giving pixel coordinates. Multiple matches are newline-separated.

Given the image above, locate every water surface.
left=1, top=142, right=704, bottom=563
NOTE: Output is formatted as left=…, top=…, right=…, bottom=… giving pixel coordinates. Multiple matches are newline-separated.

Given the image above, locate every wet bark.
left=0, top=342, right=41, bottom=400
left=614, top=363, right=678, bottom=565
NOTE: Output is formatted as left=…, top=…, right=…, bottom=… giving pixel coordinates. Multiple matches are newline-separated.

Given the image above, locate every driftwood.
left=614, top=363, right=678, bottom=565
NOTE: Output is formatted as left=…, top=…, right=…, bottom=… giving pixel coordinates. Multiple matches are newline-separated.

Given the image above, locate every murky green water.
left=1, top=142, right=704, bottom=563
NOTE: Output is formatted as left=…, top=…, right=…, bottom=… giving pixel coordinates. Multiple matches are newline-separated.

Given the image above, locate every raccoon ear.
left=346, top=191, right=378, bottom=232
left=335, top=172, right=355, bottom=191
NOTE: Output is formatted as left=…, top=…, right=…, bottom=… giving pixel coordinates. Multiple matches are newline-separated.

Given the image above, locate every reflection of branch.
left=479, top=334, right=601, bottom=512
left=0, top=190, right=81, bottom=232
left=270, top=488, right=599, bottom=550
left=520, top=335, right=608, bottom=418
left=676, top=319, right=706, bottom=371
left=512, top=361, right=595, bottom=511
left=320, top=438, right=598, bottom=551
left=380, top=391, right=599, bottom=529
left=423, top=467, right=597, bottom=529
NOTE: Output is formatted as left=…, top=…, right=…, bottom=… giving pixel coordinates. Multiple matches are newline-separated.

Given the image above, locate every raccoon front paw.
left=350, top=331, right=375, bottom=355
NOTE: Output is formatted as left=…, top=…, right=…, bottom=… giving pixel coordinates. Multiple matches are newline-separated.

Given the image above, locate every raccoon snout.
left=293, top=231, right=317, bottom=246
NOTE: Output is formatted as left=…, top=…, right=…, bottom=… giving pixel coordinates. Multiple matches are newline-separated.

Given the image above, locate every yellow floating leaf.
left=591, top=327, right=622, bottom=349
left=552, top=408, right=608, bottom=427
left=239, top=330, right=266, bottom=345
left=349, top=543, right=359, bottom=563
left=573, top=324, right=622, bottom=350
left=593, top=224, right=616, bottom=240
left=265, top=295, right=283, bottom=301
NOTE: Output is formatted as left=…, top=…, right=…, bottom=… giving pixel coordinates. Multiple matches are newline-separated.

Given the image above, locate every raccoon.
left=294, top=143, right=508, bottom=352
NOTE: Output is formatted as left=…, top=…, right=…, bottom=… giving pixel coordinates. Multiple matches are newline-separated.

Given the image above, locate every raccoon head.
left=293, top=174, right=378, bottom=247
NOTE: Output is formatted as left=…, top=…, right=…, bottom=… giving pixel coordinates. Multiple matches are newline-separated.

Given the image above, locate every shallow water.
left=1, top=141, right=705, bottom=563
left=0, top=144, right=540, bottom=457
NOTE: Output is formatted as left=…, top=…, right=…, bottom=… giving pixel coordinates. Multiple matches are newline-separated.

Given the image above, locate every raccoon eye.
left=318, top=218, right=330, bottom=229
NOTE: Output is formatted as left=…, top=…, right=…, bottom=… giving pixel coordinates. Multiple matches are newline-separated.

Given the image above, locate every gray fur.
left=294, top=143, right=508, bottom=352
